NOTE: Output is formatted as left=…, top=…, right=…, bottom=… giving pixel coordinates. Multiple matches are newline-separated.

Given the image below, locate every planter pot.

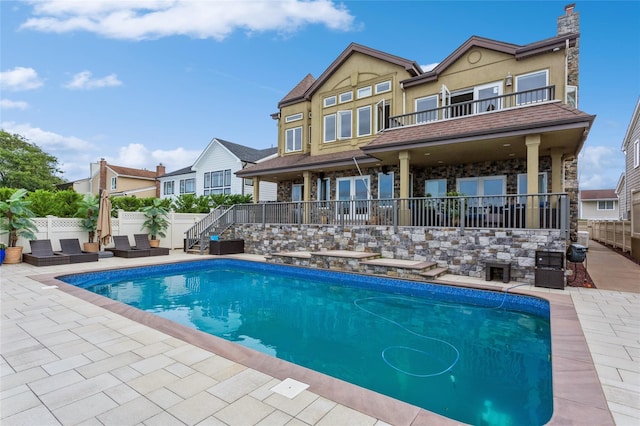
left=4, top=246, right=23, bottom=264
left=0, top=249, right=5, bottom=265
left=149, top=239, right=160, bottom=248
left=83, top=242, right=99, bottom=253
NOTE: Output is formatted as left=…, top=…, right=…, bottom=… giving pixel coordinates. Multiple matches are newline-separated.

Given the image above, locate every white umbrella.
left=96, top=191, right=112, bottom=249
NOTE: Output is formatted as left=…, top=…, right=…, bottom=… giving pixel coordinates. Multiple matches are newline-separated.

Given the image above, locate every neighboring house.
left=579, top=189, right=619, bottom=220
left=88, top=158, right=165, bottom=198
left=159, top=137, right=277, bottom=201
left=619, top=97, right=640, bottom=220
left=238, top=4, right=594, bottom=240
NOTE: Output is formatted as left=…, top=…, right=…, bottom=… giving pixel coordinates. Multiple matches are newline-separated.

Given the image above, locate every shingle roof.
left=108, top=165, right=157, bottom=179
left=363, top=102, right=595, bottom=152
left=278, top=74, right=315, bottom=107
left=217, top=138, right=277, bottom=163
left=580, top=189, right=617, bottom=200
left=159, top=166, right=194, bottom=178
left=236, top=149, right=378, bottom=177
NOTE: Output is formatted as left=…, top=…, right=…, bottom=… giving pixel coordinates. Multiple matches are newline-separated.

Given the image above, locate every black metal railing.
left=388, top=86, right=556, bottom=128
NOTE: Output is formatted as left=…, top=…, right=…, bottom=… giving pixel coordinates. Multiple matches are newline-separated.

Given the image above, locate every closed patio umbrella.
left=96, top=190, right=112, bottom=249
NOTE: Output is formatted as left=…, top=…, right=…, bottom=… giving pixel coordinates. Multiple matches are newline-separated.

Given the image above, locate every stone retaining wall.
left=228, top=224, right=567, bottom=284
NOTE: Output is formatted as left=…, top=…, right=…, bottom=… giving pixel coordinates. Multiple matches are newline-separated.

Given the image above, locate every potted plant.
left=0, top=188, right=38, bottom=263
left=76, top=194, right=100, bottom=252
left=140, top=198, right=170, bottom=247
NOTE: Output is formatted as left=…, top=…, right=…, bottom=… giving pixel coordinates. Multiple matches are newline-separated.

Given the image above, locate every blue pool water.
left=59, top=259, right=552, bottom=425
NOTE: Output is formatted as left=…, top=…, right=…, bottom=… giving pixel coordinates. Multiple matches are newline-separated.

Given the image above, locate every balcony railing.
left=189, top=194, right=569, bottom=251
left=387, top=86, right=556, bottom=128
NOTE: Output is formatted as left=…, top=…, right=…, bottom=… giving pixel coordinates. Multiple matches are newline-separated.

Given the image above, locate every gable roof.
left=217, top=138, right=277, bottom=163
left=278, top=73, right=316, bottom=108
left=580, top=189, right=617, bottom=200
left=159, top=166, right=194, bottom=178
left=402, top=33, right=579, bottom=88
left=108, top=164, right=157, bottom=180
left=278, top=43, right=423, bottom=108
left=621, top=96, right=640, bottom=151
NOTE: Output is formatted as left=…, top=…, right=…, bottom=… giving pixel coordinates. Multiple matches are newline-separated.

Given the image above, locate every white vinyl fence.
left=2, top=210, right=206, bottom=252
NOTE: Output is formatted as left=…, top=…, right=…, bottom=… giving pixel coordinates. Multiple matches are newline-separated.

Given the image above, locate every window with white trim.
left=357, top=105, right=371, bottom=137
left=375, top=80, right=391, bottom=94
left=292, top=184, right=303, bottom=202
left=378, top=172, right=394, bottom=200
left=324, top=114, right=336, bottom=142
left=425, top=179, right=447, bottom=197
left=180, top=178, right=195, bottom=194
left=357, top=86, right=372, bottom=99
left=457, top=175, right=506, bottom=207
left=205, top=169, right=231, bottom=195
left=516, top=70, right=549, bottom=105
left=338, top=110, right=352, bottom=139
left=376, top=99, right=390, bottom=133
left=286, top=127, right=302, bottom=152
left=634, top=139, right=639, bottom=168
left=163, top=181, right=175, bottom=195
left=339, top=91, right=352, bottom=103
left=323, top=96, right=336, bottom=107
left=110, top=177, right=117, bottom=190
left=285, top=112, right=303, bottom=123
left=416, top=95, right=438, bottom=123
left=597, top=200, right=615, bottom=210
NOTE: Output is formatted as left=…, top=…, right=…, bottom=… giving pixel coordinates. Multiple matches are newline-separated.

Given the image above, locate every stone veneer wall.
left=228, top=223, right=566, bottom=284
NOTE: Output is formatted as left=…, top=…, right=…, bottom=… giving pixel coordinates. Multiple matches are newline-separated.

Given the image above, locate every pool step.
left=268, top=250, right=448, bottom=282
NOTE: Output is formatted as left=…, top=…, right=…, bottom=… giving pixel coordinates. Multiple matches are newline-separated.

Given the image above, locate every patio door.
left=475, top=82, right=502, bottom=113
left=337, top=176, right=370, bottom=220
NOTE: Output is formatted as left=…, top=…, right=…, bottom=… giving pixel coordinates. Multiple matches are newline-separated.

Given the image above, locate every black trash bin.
left=535, top=250, right=565, bottom=289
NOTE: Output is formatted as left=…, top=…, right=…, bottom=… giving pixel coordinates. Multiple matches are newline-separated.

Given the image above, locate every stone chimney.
left=558, top=3, right=579, bottom=87
left=99, top=158, right=107, bottom=193
left=155, top=163, right=166, bottom=198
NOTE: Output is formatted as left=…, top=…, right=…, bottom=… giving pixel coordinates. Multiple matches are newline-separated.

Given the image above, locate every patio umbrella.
left=96, top=190, right=112, bottom=249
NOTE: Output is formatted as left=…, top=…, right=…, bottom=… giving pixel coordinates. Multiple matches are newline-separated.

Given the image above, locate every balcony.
left=387, top=86, right=556, bottom=129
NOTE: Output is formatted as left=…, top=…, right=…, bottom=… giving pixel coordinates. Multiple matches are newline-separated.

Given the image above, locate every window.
left=378, top=172, right=394, bottom=200
left=339, top=91, right=352, bottom=103
left=286, top=127, right=302, bottom=152
left=244, top=178, right=253, bottom=186
left=457, top=175, right=506, bottom=207
left=207, top=169, right=231, bottom=195
left=416, top=95, right=438, bottom=123
left=376, top=99, right=390, bottom=132
left=566, top=85, right=578, bottom=108
left=357, top=106, right=371, bottom=137
left=180, top=178, right=195, bottom=194
left=292, top=184, right=303, bottom=202
left=517, top=172, right=548, bottom=204
left=597, top=200, right=615, bottom=210
left=475, top=82, right=502, bottom=113
left=375, top=80, right=391, bottom=94
left=357, top=86, right=372, bottom=99
left=635, top=140, right=639, bottom=168
left=285, top=113, right=303, bottom=123
left=516, top=70, right=548, bottom=104
left=110, top=177, right=117, bottom=190
left=324, top=114, right=336, bottom=142
left=318, top=178, right=330, bottom=205
left=425, top=179, right=447, bottom=197
left=323, top=96, right=336, bottom=108
left=338, top=110, right=352, bottom=139
left=163, top=181, right=175, bottom=195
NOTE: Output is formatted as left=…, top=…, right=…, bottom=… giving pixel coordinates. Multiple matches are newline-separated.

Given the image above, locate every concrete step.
left=420, top=267, right=449, bottom=279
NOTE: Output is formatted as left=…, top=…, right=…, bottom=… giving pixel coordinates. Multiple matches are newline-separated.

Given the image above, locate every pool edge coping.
left=29, top=257, right=614, bottom=426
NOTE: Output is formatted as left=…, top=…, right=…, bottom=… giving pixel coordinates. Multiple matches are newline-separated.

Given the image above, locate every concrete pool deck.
left=1, top=246, right=638, bottom=425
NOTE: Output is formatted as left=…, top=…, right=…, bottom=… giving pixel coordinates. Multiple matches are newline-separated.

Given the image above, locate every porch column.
left=550, top=148, right=563, bottom=209
left=252, top=177, right=260, bottom=203
left=526, top=134, right=541, bottom=228
left=303, top=171, right=311, bottom=223
left=399, top=150, right=411, bottom=225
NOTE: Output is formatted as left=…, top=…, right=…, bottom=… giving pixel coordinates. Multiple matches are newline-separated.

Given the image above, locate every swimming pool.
left=59, top=259, right=552, bottom=425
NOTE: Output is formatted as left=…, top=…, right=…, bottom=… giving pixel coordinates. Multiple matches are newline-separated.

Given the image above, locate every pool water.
left=60, top=259, right=552, bottom=425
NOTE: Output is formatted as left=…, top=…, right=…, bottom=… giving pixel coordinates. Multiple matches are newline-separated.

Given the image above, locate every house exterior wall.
left=159, top=172, right=196, bottom=200
left=580, top=200, right=620, bottom=220
left=621, top=102, right=640, bottom=220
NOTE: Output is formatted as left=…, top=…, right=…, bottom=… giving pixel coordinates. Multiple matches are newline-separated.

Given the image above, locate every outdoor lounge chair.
left=133, top=234, right=170, bottom=256
left=106, top=235, right=151, bottom=258
left=23, top=240, right=71, bottom=266
left=58, top=239, right=99, bottom=263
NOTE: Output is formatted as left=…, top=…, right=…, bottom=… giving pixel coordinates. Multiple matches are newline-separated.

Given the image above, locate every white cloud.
left=108, top=143, right=200, bottom=173
left=579, top=145, right=624, bottom=190
left=20, top=0, right=356, bottom=41
left=0, top=66, right=44, bottom=91
left=421, top=62, right=439, bottom=72
left=0, top=99, right=29, bottom=110
left=64, top=71, right=122, bottom=90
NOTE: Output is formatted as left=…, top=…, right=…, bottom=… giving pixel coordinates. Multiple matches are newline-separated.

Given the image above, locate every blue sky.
left=1, top=0, right=638, bottom=190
